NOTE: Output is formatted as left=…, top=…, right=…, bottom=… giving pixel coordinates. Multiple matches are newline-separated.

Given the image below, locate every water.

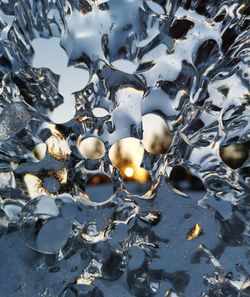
left=0, top=0, right=249, bottom=296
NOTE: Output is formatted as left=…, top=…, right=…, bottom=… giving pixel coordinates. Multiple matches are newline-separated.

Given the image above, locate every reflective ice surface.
left=0, top=0, right=249, bottom=296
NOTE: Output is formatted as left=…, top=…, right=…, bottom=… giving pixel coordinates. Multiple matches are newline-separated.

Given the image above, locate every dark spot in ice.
left=169, top=19, right=194, bottom=39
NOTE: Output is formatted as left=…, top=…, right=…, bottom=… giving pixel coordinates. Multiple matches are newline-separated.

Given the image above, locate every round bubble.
left=20, top=195, right=77, bottom=254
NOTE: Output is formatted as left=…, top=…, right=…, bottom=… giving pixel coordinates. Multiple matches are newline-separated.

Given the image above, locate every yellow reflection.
left=124, top=167, right=134, bottom=178
left=187, top=224, right=203, bottom=241
left=133, top=167, right=149, bottom=184
left=77, top=136, right=105, bottom=159
left=50, top=168, right=68, bottom=184
left=142, top=113, right=172, bottom=154
left=109, top=137, right=149, bottom=183
left=24, top=174, right=48, bottom=198
left=46, top=126, right=71, bottom=161
left=76, top=275, right=94, bottom=285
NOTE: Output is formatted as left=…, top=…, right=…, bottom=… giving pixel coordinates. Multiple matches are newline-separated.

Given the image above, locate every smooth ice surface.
left=0, top=0, right=250, bottom=296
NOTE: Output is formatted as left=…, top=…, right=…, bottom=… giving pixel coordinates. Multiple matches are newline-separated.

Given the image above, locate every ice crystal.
left=0, top=0, right=249, bottom=296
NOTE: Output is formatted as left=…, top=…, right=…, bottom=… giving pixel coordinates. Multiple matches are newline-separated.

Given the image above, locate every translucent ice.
left=0, top=0, right=249, bottom=296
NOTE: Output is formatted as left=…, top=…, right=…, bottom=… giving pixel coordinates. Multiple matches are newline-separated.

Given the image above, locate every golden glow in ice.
left=187, top=224, right=203, bottom=241
left=46, top=127, right=71, bottom=161
left=76, top=275, right=94, bottom=285
left=124, top=167, right=134, bottom=178
left=109, top=137, right=149, bottom=183
left=23, top=174, right=48, bottom=198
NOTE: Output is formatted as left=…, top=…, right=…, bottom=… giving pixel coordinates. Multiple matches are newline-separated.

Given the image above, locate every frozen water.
left=0, top=0, right=249, bottom=296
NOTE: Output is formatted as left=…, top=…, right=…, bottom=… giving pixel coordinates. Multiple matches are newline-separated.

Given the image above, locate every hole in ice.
left=220, top=142, right=249, bottom=169
left=111, top=59, right=137, bottom=74
left=77, top=137, right=105, bottom=159
left=169, top=19, right=194, bottom=39
left=142, top=113, right=172, bottom=154
left=169, top=166, right=204, bottom=192
left=145, top=1, right=165, bottom=14
left=86, top=174, right=113, bottom=203
left=92, top=107, right=109, bottom=117
left=109, top=137, right=145, bottom=181
left=125, top=170, right=152, bottom=196
left=194, top=39, right=218, bottom=68
left=109, top=137, right=151, bottom=194
left=32, top=37, right=89, bottom=123
left=20, top=195, right=76, bottom=254
left=32, top=38, right=68, bottom=73
left=50, top=66, right=89, bottom=124
left=33, top=143, right=47, bottom=161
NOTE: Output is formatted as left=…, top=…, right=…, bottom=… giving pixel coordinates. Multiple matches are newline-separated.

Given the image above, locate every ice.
left=0, top=0, right=250, bottom=296
left=20, top=195, right=77, bottom=254
left=0, top=103, right=30, bottom=138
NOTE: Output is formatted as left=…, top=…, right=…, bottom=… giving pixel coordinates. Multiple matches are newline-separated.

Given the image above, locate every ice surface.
left=0, top=0, right=250, bottom=296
